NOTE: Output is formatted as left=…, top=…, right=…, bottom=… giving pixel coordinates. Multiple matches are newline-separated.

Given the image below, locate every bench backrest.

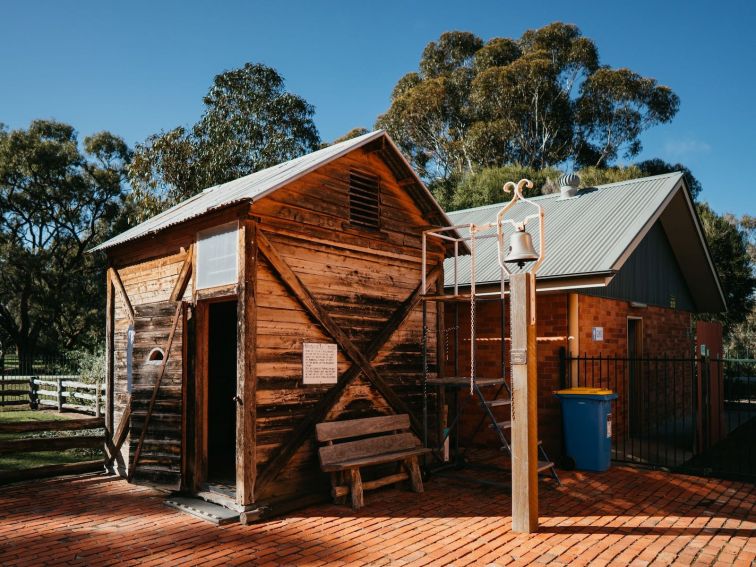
left=316, top=414, right=419, bottom=468
left=316, top=414, right=410, bottom=443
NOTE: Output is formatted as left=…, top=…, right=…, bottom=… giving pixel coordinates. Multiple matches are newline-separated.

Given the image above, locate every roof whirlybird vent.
left=559, top=173, right=580, bottom=199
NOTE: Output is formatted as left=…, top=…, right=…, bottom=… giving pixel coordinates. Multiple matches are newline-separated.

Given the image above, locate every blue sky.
left=2, top=0, right=754, bottom=216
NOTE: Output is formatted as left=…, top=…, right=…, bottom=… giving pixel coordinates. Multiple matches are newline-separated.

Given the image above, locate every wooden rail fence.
left=0, top=376, right=104, bottom=416
left=0, top=416, right=106, bottom=484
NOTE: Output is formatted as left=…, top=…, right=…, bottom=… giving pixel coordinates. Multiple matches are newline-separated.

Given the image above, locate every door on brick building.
left=628, top=317, right=643, bottom=436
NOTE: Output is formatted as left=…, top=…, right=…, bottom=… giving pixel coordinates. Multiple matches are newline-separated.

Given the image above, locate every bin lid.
left=554, top=387, right=615, bottom=396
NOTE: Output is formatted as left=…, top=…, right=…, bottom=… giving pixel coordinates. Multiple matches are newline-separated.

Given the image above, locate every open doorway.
left=206, top=300, right=238, bottom=484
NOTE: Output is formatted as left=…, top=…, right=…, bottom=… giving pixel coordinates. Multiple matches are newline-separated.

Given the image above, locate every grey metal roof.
left=94, top=130, right=451, bottom=252
left=444, top=172, right=687, bottom=287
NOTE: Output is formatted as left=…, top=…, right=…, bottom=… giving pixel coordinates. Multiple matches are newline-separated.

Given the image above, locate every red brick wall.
left=443, top=293, right=569, bottom=458
left=441, top=292, right=694, bottom=461
left=577, top=295, right=692, bottom=359
left=575, top=295, right=694, bottom=443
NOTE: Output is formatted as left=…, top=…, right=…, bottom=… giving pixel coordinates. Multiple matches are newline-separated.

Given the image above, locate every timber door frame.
left=190, top=292, right=239, bottom=493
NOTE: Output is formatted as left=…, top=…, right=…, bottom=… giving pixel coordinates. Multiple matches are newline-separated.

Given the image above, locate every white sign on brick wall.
left=592, top=327, right=604, bottom=341
left=303, top=343, right=338, bottom=384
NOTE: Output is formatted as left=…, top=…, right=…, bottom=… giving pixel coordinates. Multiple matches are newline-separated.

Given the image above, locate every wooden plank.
left=0, top=400, right=28, bottom=407
left=0, top=417, right=104, bottom=434
left=316, top=414, right=409, bottom=442
left=0, top=435, right=103, bottom=455
left=106, top=267, right=115, bottom=435
left=510, top=272, right=538, bottom=534
left=0, top=379, right=30, bottom=385
left=128, top=301, right=183, bottom=482
left=331, top=471, right=409, bottom=498
left=257, top=230, right=425, bottom=430
left=253, top=259, right=442, bottom=494
left=318, top=432, right=421, bottom=467
left=0, top=460, right=103, bottom=485
left=169, top=245, right=193, bottom=302
left=321, top=447, right=431, bottom=472
left=237, top=217, right=257, bottom=505
left=0, top=389, right=30, bottom=397
left=111, top=267, right=135, bottom=325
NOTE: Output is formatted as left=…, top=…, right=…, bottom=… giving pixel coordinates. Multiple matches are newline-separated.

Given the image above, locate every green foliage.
left=635, top=158, right=702, bottom=199
left=377, top=23, right=678, bottom=185
left=129, top=63, right=320, bottom=221
left=447, top=165, right=561, bottom=211
left=322, top=127, right=369, bottom=148
left=69, top=348, right=105, bottom=384
left=697, top=203, right=756, bottom=330
left=0, top=121, right=130, bottom=365
left=575, top=165, right=643, bottom=187
left=575, top=68, right=679, bottom=166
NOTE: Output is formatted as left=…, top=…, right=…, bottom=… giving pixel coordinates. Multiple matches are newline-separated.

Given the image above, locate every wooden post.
left=95, top=383, right=102, bottom=418
left=105, top=268, right=115, bottom=437
left=29, top=377, right=37, bottom=409
left=510, top=272, right=539, bottom=534
left=57, top=377, right=64, bottom=412
left=236, top=217, right=257, bottom=507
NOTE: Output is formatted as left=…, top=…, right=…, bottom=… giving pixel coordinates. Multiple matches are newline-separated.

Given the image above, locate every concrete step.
left=164, top=495, right=240, bottom=525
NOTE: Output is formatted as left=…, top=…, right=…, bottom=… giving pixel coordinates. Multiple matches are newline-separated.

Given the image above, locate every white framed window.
left=196, top=222, right=239, bottom=289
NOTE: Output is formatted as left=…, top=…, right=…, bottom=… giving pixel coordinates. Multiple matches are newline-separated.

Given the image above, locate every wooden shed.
left=93, top=130, right=452, bottom=517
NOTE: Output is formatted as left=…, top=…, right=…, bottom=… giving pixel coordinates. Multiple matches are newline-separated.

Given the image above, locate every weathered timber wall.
left=112, top=248, right=192, bottom=484
left=251, top=147, right=443, bottom=503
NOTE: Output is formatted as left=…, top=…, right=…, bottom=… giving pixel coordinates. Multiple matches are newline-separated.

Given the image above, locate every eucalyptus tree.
left=377, top=23, right=679, bottom=199
left=0, top=120, right=130, bottom=368
left=129, top=63, right=320, bottom=221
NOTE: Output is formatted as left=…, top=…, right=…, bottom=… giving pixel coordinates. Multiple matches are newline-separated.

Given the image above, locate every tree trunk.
left=16, top=343, right=35, bottom=375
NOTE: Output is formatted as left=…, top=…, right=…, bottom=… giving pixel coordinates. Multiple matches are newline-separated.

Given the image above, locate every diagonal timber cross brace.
left=254, top=230, right=442, bottom=494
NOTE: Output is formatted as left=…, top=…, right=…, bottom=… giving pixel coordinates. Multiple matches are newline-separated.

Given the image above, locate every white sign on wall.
left=303, top=343, right=338, bottom=384
left=592, top=326, right=604, bottom=341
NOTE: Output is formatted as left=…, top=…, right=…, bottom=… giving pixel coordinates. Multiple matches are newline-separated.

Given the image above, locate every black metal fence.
left=0, top=353, right=92, bottom=410
left=564, top=353, right=756, bottom=482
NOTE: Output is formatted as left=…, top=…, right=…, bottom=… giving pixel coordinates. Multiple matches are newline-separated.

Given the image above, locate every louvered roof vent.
left=349, top=170, right=380, bottom=230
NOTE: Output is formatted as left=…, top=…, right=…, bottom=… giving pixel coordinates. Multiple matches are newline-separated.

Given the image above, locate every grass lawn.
left=0, top=408, right=103, bottom=472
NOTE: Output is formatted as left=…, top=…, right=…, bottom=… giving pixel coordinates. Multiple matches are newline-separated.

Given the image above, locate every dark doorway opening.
left=207, top=300, right=238, bottom=483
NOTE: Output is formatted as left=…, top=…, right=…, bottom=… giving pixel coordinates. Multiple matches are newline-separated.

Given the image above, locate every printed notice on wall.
left=303, top=343, right=338, bottom=384
left=592, top=326, right=604, bottom=341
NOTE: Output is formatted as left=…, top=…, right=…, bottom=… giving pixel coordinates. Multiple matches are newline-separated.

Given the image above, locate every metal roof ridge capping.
left=92, top=129, right=445, bottom=253
left=445, top=171, right=687, bottom=288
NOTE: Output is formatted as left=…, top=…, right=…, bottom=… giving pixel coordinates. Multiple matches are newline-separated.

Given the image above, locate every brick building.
left=439, top=172, right=726, bottom=458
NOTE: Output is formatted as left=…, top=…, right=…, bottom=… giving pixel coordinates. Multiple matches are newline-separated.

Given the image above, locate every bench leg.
left=331, top=471, right=347, bottom=505
left=406, top=456, right=424, bottom=494
left=349, top=468, right=364, bottom=509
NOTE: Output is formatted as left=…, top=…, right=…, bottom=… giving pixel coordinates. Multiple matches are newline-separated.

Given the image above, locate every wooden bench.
left=316, top=414, right=431, bottom=509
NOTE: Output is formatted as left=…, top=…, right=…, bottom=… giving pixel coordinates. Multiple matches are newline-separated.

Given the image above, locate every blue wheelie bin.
left=554, top=387, right=618, bottom=472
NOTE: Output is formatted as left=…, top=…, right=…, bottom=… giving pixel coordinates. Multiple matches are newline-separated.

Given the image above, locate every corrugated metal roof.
left=94, top=129, right=448, bottom=252
left=444, top=172, right=685, bottom=287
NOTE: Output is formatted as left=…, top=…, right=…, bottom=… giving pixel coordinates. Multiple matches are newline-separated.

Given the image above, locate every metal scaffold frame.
left=419, top=180, right=559, bottom=493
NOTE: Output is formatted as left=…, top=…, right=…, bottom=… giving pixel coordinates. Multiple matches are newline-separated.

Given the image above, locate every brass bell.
left=503, top=227, right=539, bottom=268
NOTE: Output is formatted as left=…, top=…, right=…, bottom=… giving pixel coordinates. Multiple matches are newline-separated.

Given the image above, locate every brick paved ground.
left=0, top=467, right=753, bottom=566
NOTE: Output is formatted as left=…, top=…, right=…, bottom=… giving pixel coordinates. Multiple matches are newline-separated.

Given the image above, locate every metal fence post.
left=691, top=355, right=698, bottom=454
left=701, top=353, right=711, bottom=451
left=558, top=347, right=567, bottom=390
